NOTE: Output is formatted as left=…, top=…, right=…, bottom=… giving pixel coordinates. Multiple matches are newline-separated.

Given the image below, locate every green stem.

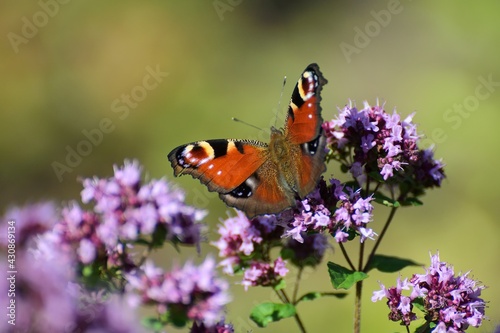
left=339, top=243, right=356, bottom=271
left=363, top=205, right=398, bottom=272
left=353, top=241, right=365, bottom=333
left=137, top=241, right=154, bottom=267
left=293, top=267, right=303, bottom=303
left=274, top=289, right=287, bottom=303
left=279, top=289, right=307, bottom=333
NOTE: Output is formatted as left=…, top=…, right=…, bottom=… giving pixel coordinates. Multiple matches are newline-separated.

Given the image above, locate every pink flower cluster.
left=280, top=178, right=376, bottom=244
left=126, top=257, right=231, bottom=327
left=372, top=253, right=486, bottom=332
left=212, top=210, right=289, bottom=289
left=323, top=101, right=445, bottom=195
left=54, top=160, right=205, bottom=266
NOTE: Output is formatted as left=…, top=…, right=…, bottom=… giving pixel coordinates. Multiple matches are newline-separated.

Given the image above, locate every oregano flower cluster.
left=372, top=253, right=486, bottom=333
left=0, top=161, right=233, bottom=332
left=323, top=101, right=445, bottom=199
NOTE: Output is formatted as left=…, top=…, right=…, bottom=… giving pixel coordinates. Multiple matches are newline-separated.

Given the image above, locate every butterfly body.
left=168, top=64, right=328, bottom=217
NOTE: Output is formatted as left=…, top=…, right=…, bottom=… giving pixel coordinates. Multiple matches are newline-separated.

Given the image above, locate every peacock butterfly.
left=168, top=63, right=328, bottom=218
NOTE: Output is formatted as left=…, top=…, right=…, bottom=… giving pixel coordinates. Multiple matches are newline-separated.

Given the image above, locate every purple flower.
left=69, top=285, right=147, bottom=333
left=280, top=180, right=335, bottom=243
left=0, top=251, right=76, bottom=333
left=77, top=238, right=97, bottom=264
left=0, top=201, right=58, bottom=248
left=241, top=257, right=289, bottom=291
left=190, top=319, right=235, bottom=333
left=279, top=179, right=375, bottom=244
left=273, top=257, right=289, bottom=277
left=0, top=228, right=144, bottom=333
left=126, top=257, right=231, bottom=328
left=373, top=253, right=486, bottom=332
left=350, top=161, right=364, bottom=179
left=80, top=160, right=206, bottom=247
left=283, top=233, right=329, bottom=267
left=361, top=134, right=376, bottom=153
left=52, top=160, right=207, bottom=270
left=409, top=253, right=486, bottom=331
left=322, top=101, right=446, bottom=197
left=113, top=159, right=142, bottom=186
left=372, top=277, right=416, bottom=326
left=212, top=210, right=282, bottom=274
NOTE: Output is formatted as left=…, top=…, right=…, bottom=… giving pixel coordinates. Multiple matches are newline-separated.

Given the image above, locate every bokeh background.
left=1, top=1, right=499, bottom=332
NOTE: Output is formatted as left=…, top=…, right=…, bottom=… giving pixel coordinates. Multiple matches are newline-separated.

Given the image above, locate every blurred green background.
left=1, top=1, right=499, bottom=332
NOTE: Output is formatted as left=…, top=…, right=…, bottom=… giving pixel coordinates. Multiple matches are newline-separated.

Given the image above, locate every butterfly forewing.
left=283, top=63, right=328, bottom=198
left=285, top=63, right=328, bottom=144
left=168, top=139, right=267, bottom=193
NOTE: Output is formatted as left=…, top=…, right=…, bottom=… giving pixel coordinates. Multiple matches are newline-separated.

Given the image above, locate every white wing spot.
left=217, top=170, right=222, bottom=176
left=308, top=114, right=313, bottom=119
left=208, top=164, right=214, bottom=169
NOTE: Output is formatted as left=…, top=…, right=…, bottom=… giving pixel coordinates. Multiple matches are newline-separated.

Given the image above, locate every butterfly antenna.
left=274, top=76, right=287, bottom=128
left=232, top=75, right=287, bottom=131
left=232, top=117, right=263, bottom=131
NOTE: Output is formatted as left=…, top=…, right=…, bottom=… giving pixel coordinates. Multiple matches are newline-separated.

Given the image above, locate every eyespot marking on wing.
left=227, top=174, right=259, bottom=199
left=177, top=142, right=215, bottom=168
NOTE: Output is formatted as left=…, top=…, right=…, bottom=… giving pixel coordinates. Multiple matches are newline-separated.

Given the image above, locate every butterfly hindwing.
left=219, top=157, right=296, bottom=217
left=295, top=132, right=327, bottom=198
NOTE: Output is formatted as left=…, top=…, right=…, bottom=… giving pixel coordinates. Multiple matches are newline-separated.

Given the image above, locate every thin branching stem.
left=339, top=243, right=356, bottom=271
left=137, top=242, right=154, bottom=267
left=353, top=241, right=366, bottom=333
left=363, top=205, right=398, bottom=272
left=279, top=289, right=307, bottom=333
left=274, top=289, right=287, bottom=303
left=293, top=267, right=303, bottom=303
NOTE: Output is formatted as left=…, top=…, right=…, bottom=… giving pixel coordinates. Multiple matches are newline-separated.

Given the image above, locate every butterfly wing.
left=168, top=139, right=295, bottom=218
left=168, top=139, right=266, bottom=193
left=219, top=156, right=297, bottom=218
left=284, top=63, right=328, bottom=198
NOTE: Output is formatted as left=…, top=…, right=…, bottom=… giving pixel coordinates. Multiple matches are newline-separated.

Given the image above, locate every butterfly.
left=168, top=63, right=328, bottom=218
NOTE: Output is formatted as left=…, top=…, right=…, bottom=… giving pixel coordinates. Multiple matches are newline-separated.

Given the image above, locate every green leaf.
left=274, top=279, right=286, bottom=291
left=414, top=321, right=431, bottom=333
left=412, top=297, right=425, bottom=312
left=295, top=291, right=348, bottom=304
left=367, top=171, right=385, bottom=183
left=366, top=254, right=421, bottom=273
left=141, top=317, right=164, bottom=331
left=280, top=248, right=294, bottom=261
left=373, top=192, right=400, bottom=207
left=151, top=224, right=168, bottom=248
left=400, top=197, right=424, bottom=206
left=250, top=302, right=296, bottom=327
left=164, top=305, right=188, bottom=328
left=327, top=262, right=368, bottom=290
left=296, top=292, right=321, bottom=303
